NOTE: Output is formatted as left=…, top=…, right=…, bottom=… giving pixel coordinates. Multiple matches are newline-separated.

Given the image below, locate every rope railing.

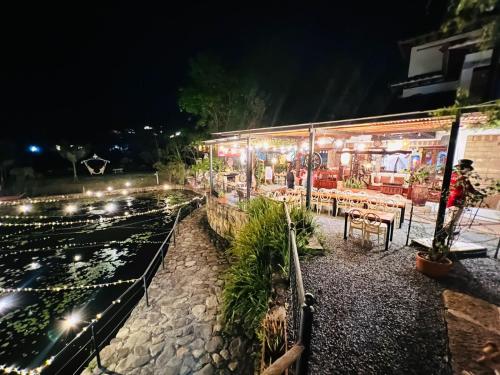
left=6, top=195, right=205, bottom=375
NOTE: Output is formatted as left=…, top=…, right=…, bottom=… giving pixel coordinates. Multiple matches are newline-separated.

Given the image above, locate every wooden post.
left=209, top=144, right=214, bottom=194
left=246, top=138, right=251, bottom=201
left=306, top=127, right=315, bottom=209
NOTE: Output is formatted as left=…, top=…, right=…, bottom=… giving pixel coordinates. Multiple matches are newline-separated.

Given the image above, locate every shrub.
left=222, top=197, right=315, bottom=338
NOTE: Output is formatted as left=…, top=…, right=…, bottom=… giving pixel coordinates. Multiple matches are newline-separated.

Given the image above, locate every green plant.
left=343, top=177, right=365, bottom=189
left=222, top=197, right=314, bottom=339
left=406, top=165, right=431, bottom=185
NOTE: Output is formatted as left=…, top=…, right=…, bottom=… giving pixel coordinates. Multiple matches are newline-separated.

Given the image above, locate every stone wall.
left=464, top=134, right=500, bottom=210
left=206, top=196, right=248, bottom=240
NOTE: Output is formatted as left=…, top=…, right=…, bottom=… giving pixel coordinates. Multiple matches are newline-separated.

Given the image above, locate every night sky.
left=1, top=1, right=448, bottom=144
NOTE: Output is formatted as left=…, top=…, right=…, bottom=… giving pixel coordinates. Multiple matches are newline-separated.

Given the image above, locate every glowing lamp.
left=73, top=255, right=82, bottom=262
left=28, top=145, right=41, bottom=153
left=86, top=190, right=93, bottom=197
left=95, top=191, right=104, bottom=198
left=104, top=203, right=117, bottom=213
left=271, top=157, right=277, bottom=164
left=64, top=204, right=78, bottom=214
left=335, top=140, right=344, bottom=148
left=124, top=181, right=131, bottom=187
left=340, top=152, right=351, bottom=166
left=106, top=186, right=113, bottom=192
left=18, top=204, right=32, bottom=214
left=62, top=312, right=82, bottom=330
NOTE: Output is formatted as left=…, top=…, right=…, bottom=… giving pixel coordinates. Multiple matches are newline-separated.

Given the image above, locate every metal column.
left=246, top=138, right=252, bottom=201
left=305, top=127, right=315, bottom=209
left=433, top=112, right=461, bottom=247
left=209, top=144, right=214, bottom=194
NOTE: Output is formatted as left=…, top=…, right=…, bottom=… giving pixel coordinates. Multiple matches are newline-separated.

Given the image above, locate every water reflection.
left=0, top=190, right=195, bottom=368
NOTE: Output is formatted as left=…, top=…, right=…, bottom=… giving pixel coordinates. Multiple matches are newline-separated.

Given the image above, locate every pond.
left=0, top=189, right=198, bottom=371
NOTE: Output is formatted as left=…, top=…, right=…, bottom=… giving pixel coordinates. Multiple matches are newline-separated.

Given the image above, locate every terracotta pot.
left=218, top=196, right=228, bottom=204
left=411, top=184, right=429, bottom=206
left=415, top=251, right=453, bottom=278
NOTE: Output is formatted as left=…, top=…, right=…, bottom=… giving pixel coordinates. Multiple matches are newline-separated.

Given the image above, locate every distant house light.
left=28, top=145, right=41, bottom=153
left=144, top=125, right=153, bottom=130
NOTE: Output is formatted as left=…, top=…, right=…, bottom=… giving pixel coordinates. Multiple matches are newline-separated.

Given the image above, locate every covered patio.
left=202, top=109, right=498, bottom=253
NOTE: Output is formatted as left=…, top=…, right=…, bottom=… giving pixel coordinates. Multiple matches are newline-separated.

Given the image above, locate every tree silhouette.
left=57, top=144, right=89, bottom=181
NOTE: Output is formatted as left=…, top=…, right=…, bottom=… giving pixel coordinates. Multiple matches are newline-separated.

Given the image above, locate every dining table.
left=343, top=208, right=395, bottom=251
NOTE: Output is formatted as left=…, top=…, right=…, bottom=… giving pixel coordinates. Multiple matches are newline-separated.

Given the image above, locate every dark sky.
left=1, top=1, right=449, bottom=144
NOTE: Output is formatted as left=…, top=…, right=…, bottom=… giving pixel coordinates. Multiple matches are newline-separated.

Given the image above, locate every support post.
left=405, top=201, right=414, bottom=246
left=433, top=113, right=461, bottom=248
left=296, top=293, right=315, bottom=375
left=246, top=138, right=252, bottom=201
left=209, top=145, right=214, bottom=195
left=91, top=323, right=102, bottom=369
left=305, top=127, right=315, bottom=210
left=143, top=276, right=149, bottom=307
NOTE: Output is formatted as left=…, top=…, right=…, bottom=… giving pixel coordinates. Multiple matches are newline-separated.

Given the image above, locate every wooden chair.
left=348, top=209, right=365, bottom=242
left=384, top=199, right=401, bottom=228
left=318, top=192, right=333, bottom=215
left=363, top=212, right=388, bottom=247
left=336, top=194, right=351, bottom=216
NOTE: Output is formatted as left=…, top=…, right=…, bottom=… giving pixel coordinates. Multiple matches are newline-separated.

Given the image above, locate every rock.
left=128, top=331, right=151, bottom=347
left=212, top=353, right=223, bottom=367
left=126, top=354, right=151, bottom=368
left=193, top=363, right=214, bottom=375
left=182, top=354, right=196, bottom=370
left=190, top=338, right=205, bottom=350
left=205, top=336, right=224, bottom=353
left=116, top=327, right=129, bottom=339
left=176, top=346, right=189, bottom=358
left=192, top=304, right=206, bottom=319
left=149, top=342, right=164, bottom=357
left=193, top=323, right=212, bottom=340
left=228, top=337, right=244, bottom=358
left=212, top=323, right=223, bottom=333
left=205, top=295, right=217, bottom=309
left=134, top=345, right=149, bottom=356
left=176, top=334, right=194, bottom=346
left=155, top=345, right=176, bottom=367
left=192, top=348, right=205, bottom=359
left=186, top=260, right=196, bottom=267
left=220, top=349, right=230, bottom=360
left=228, top=361, right=238, bottom=372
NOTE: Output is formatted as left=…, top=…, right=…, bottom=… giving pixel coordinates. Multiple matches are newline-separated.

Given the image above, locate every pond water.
left=0, top=189, right=197, bottom=371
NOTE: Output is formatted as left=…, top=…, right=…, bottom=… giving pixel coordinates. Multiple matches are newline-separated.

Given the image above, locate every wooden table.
left=343, top=208, right=395, bottom=251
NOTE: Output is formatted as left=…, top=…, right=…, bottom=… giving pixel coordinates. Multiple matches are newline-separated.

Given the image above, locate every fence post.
left=143, top=276, right=149, bottom=307
left=90, top=323, right=102, bottom=369
left=296, top=292, right=315, bottom=375
left=160, top=245, right=165, bottom=270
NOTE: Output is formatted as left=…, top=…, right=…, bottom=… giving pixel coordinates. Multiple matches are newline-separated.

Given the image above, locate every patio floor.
left=301, top=211, right=499, bottom=374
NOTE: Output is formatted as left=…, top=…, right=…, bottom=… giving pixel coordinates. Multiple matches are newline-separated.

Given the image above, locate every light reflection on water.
left=0, top=190, right=195, bottom=368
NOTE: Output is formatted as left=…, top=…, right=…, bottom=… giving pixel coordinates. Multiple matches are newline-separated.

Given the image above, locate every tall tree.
left=56, top=144, right=89, bottom=181
left=179, top=54, right=267, bottom=133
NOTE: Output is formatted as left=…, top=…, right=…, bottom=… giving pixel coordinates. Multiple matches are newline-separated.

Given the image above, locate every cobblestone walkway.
left=84, top=208, right=245, bottom=375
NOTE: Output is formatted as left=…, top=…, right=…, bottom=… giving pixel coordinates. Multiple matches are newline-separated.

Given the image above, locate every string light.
left=0, top=278, right=138, bottom=293
left=0, top=196, right=203, bottom=374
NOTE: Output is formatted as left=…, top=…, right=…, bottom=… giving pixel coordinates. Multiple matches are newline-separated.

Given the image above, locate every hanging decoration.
left=81, top=154, right=110, bottom=175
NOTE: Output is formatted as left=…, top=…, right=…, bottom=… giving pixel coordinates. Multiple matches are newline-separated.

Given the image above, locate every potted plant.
left=416, top=169, right=499, bottom=278
left=406, top=166, right=431, bottom=206
left=415, top=241, right=453, bottom=278
left=343, top=177, right=365, bottom=192
left=218, top=191, right=227, bottom=204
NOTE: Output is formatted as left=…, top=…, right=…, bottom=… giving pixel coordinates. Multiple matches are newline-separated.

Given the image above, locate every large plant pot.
left=415, top=251, right=453, bottom=278
left=411, top=184, right=429, bottom=206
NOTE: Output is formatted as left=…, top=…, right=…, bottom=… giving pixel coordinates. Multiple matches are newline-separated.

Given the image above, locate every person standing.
left=286, top=166, right=295, bottom=189
left=445, top=159, right=482, bottom=236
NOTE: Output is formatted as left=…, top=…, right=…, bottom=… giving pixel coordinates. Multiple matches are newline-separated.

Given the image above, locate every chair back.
left=364, top=212, right=382, bottom=228
left=349, top=209, right=364, bottom=225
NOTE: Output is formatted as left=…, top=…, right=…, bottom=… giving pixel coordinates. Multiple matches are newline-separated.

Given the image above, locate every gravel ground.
left=300, top=214, right=499, bottom=375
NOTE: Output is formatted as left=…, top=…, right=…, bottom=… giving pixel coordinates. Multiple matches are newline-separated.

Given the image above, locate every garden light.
left=62, top=312, right=82, bottom=330
left=28, top=145, right=41, bottom=153
left=104, top=203, right=117, bottom=213
left=106, top=186, right=113, bottom=192
left=86, top=190, right=93, bottom=196
left=73, top=255, right=82, bottom=262
left=18, top=204, right=32, bottom=214
left=95, top=191, right=103, bottom=198
left=64, top=204, right=78, bottom=215
left=0, top=295, right=15, bottom=315
left=124, top=181, right=131, bottom=187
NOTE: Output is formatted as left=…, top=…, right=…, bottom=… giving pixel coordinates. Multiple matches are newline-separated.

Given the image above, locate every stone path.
left=83, top=208, right=245, bottom=375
